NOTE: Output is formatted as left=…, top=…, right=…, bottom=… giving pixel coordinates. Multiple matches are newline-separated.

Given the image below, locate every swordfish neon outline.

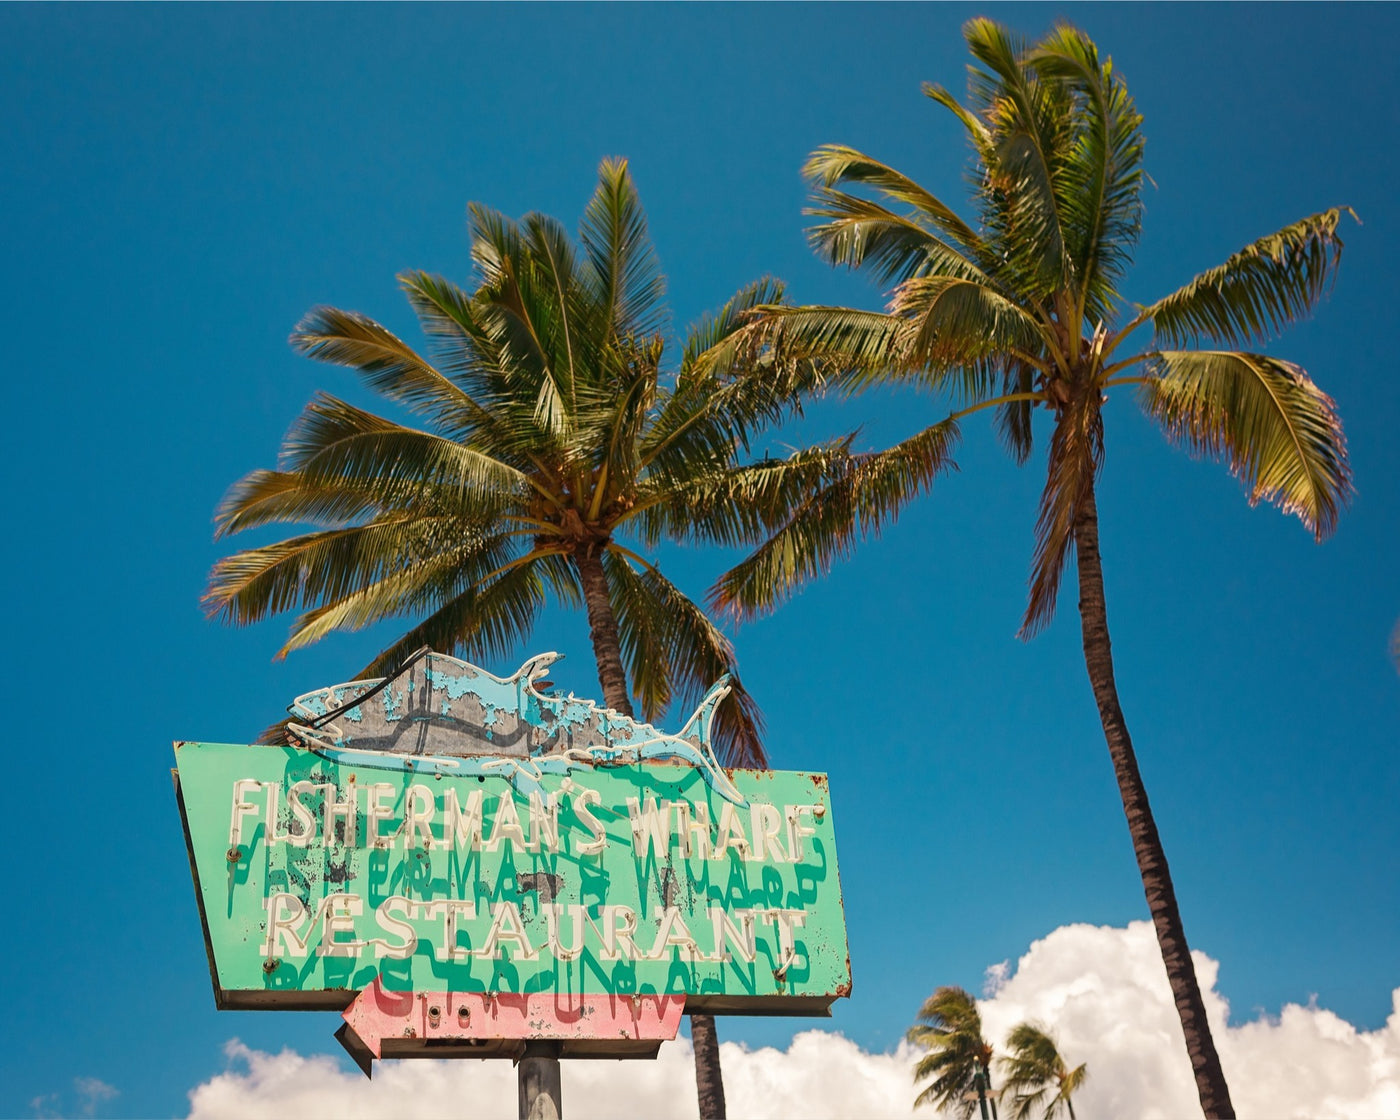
left=284, top=650, right=748, bottom=806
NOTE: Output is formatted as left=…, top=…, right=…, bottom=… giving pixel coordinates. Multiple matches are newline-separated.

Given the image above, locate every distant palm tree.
left=909, top=986, right=1000, bottom=1120
left=205, top=157, right=834, bottom=1120
left=717, top=20, right=1352, bottom=1117
left=999, top=1023, right=1087, bottom=1120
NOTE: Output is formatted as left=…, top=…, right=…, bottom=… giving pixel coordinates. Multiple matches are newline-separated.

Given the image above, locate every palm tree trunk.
left=574, top=548, right=634, bottom=719
left=1072, top=479, right=1234, bottom=1119
left=573, top=547, right=728, bottom=1120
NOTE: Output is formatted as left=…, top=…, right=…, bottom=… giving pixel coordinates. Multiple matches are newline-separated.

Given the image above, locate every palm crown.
left=716, top=18, right=1351, bottom=636
left=999, top=1023, right=1087, bottom=1120
left=908, top=986, right=998, bottom=1120
left=204, top=158, right=834, bottom=765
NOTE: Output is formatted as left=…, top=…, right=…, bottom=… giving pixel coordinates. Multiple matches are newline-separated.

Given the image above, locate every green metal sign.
left=175, top=744, right=849, bottom=1014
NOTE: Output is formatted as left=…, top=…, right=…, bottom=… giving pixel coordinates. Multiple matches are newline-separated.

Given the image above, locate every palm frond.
left=214, top=469, right=396, bottom=538
left=276, top=550, right=488, bottom=657
left=963, top=16, right=1077, bottom=301
left=907, top=987, right=991, bottom=1120
left=805, top=188, right=997, bottom=293
left=396, top=270, right=517, bottom=420
left=578, top=156, right=668, bottom=340
left=278, top=393, right=528, bottom=504
left=678, top=276, right=787, bottom=378
left=724, top=304, right=909, bottom=392
left=466, top=201, right=523, bottom=290
left=603, top=551, right=766, bottom=766
left=642, top=303, right=833, bottom=481
left=890, top=274, right=1046, bottom=387
left=289, top=306, right=481, bottom=439
left=995, top=357, right=1040, bottom=465
left=355, top=554, right=550, bottom=678
left=520, top=210, right=588, bottom=405
left=804, top=144, right=989, bottom=259
left=712, top=419, right=960, bottom=619
left=1140, top=350, right=1351, bottom=538
left=1143, top=209, right=1352, bottom=348
left=204, top=517, right=496, bottom=627
left=630, top=440, right=856, bottom=550
left=1029, top=24, right=1145, bottom=325
left=923, top=81, right=995, bottom=155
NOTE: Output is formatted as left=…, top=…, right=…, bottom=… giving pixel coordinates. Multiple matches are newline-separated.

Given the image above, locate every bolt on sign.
left=174, top=651, right=851, bottom=1074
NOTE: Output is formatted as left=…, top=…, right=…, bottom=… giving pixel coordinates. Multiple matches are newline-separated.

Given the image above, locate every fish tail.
left=676, top=677, right=748, bottom=805
left=676, top=676, right=731, bottom=751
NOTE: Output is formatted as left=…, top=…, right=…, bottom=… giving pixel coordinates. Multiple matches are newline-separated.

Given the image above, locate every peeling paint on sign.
left=286, top=651, right=746, bottom=804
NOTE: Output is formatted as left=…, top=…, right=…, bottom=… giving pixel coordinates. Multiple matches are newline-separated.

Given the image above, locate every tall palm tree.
left=715, top=21, right=1352, bottom=1118
left=998, top=1024, right=1086, bottom=1120
left=909, top=986, right=999, bottom=1120
left=204, top=158, right=834, bottom=1120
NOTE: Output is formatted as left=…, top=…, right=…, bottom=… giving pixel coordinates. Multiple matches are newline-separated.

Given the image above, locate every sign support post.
left=519, top=1042, right=563, bottom=1120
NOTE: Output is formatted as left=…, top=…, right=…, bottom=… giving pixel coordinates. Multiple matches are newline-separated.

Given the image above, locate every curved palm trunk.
left=1072, top=480, right=1235, bottom=1119
left=574, top=548, right=728, bottom=1120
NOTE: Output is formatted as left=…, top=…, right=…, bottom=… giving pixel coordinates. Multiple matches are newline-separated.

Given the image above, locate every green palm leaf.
left=1029, top=24, right=1145, bottom=325
left=213, top=469, right=403, bottom=537
left=290, top=305, right=481, bottom=439
left=1143, top=210, right=1352, bottom=348
left=205, top=517, right=492, bottom=627
left=279, top=393, right=529, bottom=505
left=712, top=419, right=959, bottom=619
left=355, top=555, right=552, bottom=679
left=804, top=144, right=989, bottom=262
left=999, top=1022, right=1087, bottom=1120
left=603, top=551, right=765, bottom=767
left=630, top=441, right=855, bottom=550
left=579, top=156, right=668, bottom=340
left=964, top=17, right=1076, bottom=300
left=806, top=189, right=985, bottom=290
left=890, top=275, right=1045, bottom=386
left=907, top=987, right=995, bottom=1120
left=1141, top=350, right=1351, bottom=539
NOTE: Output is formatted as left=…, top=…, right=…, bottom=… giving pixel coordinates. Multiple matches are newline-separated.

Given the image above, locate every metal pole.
left=518, top=1042, right=563, bottom=1120
left=973, top=1066, right=990, bottom=1120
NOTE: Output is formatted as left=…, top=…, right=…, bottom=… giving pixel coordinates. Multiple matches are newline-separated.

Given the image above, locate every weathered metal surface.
left=175, top=742, right=850, bottom=1016
left=287, top=651, right=745, bottom=804
left=341, top=977, right=685, bottom=1058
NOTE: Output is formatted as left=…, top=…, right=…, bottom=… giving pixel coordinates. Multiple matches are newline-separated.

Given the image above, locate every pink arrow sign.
left=341, top=977, right=686, bottom=1059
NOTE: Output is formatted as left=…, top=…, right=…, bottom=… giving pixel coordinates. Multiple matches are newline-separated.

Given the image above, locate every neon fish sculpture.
left=285, top=650, right=746, bottom=806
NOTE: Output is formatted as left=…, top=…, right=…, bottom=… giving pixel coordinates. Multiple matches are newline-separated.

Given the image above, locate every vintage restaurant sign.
left=175, top=652, right=850, bottom=1063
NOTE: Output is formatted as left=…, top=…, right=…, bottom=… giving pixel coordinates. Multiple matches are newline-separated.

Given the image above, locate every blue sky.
left=3, top=4, right=1397, bottom=1117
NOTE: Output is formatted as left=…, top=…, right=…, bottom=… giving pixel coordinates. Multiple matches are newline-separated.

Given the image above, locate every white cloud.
left=73, top=1077, right=120, bottom=1117
left=31, top=1077, right=120, bottom=1119
left=976, top=921, right=1400, bottom=1120
left=185, top=923, right=1400, bottom=1120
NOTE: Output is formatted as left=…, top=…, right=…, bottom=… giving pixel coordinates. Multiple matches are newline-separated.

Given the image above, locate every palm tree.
left=204, top=158, right=834, bottom=1120
left=909, top=987, right=999, bottom=1120
left=999, top=1024, right=1086, bottom=1120
left=715, top=21, right=1352, bottom=1118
